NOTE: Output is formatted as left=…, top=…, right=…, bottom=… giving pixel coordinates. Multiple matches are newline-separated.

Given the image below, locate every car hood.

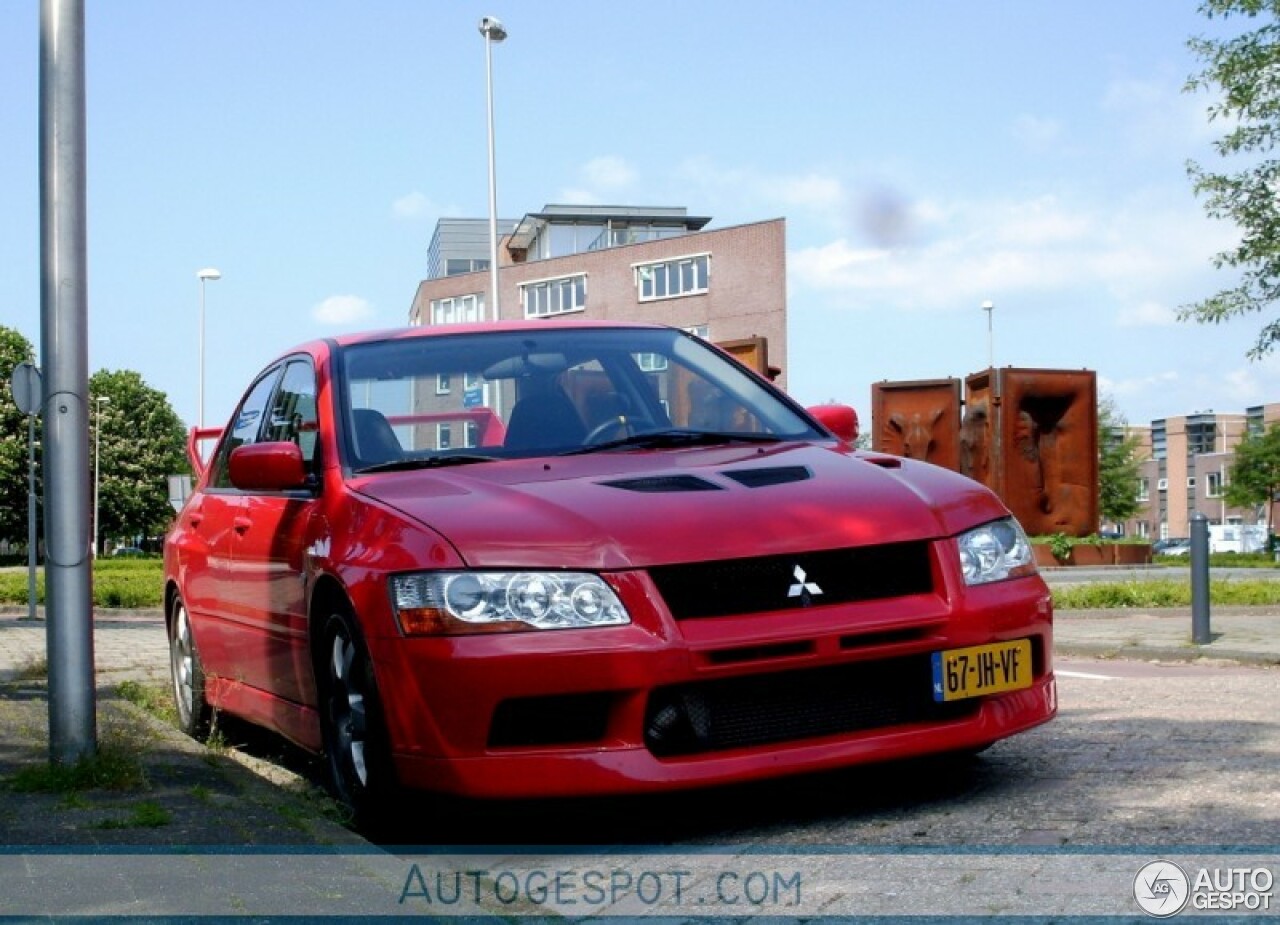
left=350, top=443, right=1009, bottom=570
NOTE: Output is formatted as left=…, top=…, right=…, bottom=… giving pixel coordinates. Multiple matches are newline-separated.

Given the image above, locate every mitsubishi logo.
left=787, top=565, right=823, bottom=606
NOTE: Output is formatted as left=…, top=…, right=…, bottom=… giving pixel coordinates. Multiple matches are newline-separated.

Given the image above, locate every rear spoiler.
left=186, top=426, right=224, bottom=479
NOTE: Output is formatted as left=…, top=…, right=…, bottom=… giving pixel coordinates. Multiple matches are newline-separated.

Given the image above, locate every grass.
left=1052, top=578, right=1280, bottom=609
left=7, top=738, right=148, bottom=794
left=117, top=679, right=178, bottom=726
left=91, top=801, right=171, bottom=830
left=0, top=558, right=164, bottom=608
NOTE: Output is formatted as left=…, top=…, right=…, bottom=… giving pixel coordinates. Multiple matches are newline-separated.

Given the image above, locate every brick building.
left=409, top=204, right=788, bottom=388
left=1123, top=403, right=1280, bottom=540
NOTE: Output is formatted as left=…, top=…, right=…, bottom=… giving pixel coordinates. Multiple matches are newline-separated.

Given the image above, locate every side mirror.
left=808, top=404, right=859, bottom=445
left=229, top=442, right=309, bottom=492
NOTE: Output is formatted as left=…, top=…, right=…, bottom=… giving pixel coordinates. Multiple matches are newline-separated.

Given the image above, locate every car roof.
left=328, top=319, right=667, bottom=350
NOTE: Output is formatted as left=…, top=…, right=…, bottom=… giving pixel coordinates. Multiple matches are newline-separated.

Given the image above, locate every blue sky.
left=0, top=2, right=1267, bottom=430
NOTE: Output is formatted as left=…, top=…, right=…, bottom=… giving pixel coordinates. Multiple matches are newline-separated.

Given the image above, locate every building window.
left=1187, top=477, right=1196, bottom=489
left=635, top=352, right=669, bottom=372
left=1157, top=478, right=1168, bottom=491
left=1137, top=478, right=1150, bottom=502
left=464, top=420, right=478, bottom=448
left=522, top=274, right=586, bottom=318
left=684, top=324, right=710, bottom=339
left=437, top=423, right=452, bottom=450
left=635, top=254, right=710, bottom=301
left=431, top=293, right=484, bottom=325
left=1136, top=521, right=1149, bottom=538
left=436, top=374, right=451, bottom=395
left=1206, top=471, right=1226, bottom=498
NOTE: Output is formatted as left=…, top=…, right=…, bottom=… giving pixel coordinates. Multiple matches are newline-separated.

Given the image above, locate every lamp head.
left=197, top=268, right=222, bottom=282
left=981, top=300, right=994, bottom=311
left=479, top=16, right=507, bottom=42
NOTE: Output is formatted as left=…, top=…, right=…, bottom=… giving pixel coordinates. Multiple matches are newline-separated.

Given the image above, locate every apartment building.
left=409, top=204, right=788, bottom=388
left=1124, top=407, right=1271, bottom=539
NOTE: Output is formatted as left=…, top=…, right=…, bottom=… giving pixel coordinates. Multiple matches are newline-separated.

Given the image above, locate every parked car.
left=1152, top=537, right=1191, bottom=556
left=110, top=546, right=146, bottom=558
left=164, top=321, right=1056, bottom=819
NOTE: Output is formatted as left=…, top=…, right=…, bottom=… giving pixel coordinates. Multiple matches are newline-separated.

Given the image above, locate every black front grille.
left=644, top=656, right=975, bottom=757
left=649, top=542, right=934, bottom=620
left=720, top=465, right=812, bottom=488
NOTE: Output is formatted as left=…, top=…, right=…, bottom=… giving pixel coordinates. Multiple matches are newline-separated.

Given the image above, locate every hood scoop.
left=600, top=474, right=723, bottom=493
left=721, top=465, right=812, bottom=488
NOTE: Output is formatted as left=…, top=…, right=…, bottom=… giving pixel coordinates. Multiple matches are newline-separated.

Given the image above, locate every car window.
left=263, top=359, right=320, bottom=476
left=208, top=366, right=284, bottom=489
left=337, top=327, right=820, bottom=465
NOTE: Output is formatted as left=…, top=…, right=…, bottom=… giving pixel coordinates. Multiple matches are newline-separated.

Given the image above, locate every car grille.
left=644, top=656, right=975, bottom=757
left=648, top=541, right=934, bottom=620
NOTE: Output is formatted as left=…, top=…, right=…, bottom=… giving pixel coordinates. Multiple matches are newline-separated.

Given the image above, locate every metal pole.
left=982, top=300, right=994, bottom=369
left=1190, top=511, right=1212, bottom=645
left=481, top=18, right=504, bottom=323
left=39, top=0, right=96, bottom=762
left=27, top=414, right=37, bottom=621
left=198, top=278, right=205, bottom=429
left=92, top=396, right=107, bottom=557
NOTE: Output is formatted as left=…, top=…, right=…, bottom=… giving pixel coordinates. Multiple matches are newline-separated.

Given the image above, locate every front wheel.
left=169, top=595, right=212, bottom=740
left=318, top=608, right=394, bottom=823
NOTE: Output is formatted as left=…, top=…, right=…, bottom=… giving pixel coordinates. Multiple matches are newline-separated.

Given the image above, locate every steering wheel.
left=583, top=415, right=633, bottom=445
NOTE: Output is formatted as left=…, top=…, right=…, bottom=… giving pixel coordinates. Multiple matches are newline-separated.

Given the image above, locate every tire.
left=317, top=607, right=395, bottom=824
left=169, top=595, right=213, bottom=740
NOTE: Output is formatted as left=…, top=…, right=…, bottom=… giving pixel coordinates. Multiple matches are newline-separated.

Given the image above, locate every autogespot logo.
left=1134, top=860, right=1191, bottom=917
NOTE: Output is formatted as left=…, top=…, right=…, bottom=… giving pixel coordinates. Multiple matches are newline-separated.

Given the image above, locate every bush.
left=0, top=559, right=163, bottom=608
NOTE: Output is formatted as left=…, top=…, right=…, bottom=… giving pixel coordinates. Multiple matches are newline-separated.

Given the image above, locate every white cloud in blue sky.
left=312, top=295, right=374, bottom=327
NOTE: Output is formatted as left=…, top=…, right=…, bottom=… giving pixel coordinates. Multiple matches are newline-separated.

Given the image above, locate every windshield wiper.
left=354, top=453, right=498, bottom=474
left=562, top=429, right=784, bottom=455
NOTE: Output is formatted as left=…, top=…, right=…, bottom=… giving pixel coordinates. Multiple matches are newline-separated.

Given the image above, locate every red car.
left=164, top=321, right=1055, bottom=819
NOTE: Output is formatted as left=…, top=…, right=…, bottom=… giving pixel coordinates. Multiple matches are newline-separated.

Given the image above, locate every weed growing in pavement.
left=116, top=680, right=178, bottom=725
left=12, top=654, right=48, bottom=681
left=91, top=801, right=171, bottom=830
left=8, top=738, right=147, bottom=794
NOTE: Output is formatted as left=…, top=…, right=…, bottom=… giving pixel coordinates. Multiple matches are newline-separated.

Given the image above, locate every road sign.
left=10, top=362, right=42, bottom=416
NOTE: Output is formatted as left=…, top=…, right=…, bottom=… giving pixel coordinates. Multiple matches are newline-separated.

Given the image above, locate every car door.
left=228, top=358, right=324, bottom=704
left=188, top=366, right=284, bottom=686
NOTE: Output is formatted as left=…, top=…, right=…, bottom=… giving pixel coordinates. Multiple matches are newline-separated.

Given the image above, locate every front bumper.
left=366, top=566, right=1056, bottom=798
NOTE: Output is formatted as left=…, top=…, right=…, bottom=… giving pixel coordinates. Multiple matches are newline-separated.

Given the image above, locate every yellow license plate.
left=931, top=639, right=1033, bottom=702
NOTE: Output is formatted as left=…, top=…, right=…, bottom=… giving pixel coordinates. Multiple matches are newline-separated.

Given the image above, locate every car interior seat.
left=350, top=408, right=403, bottom=468
left=504, top=380, right=586, bottom=451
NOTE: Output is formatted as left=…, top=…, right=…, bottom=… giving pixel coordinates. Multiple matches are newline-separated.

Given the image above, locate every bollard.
left=1190, top=512, right=1212, bottom=645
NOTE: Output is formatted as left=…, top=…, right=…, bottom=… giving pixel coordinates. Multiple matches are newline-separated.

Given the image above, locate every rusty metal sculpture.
left=875, top=369, right=1098, bottom=537
left=871, top=379, right=962, bottom=468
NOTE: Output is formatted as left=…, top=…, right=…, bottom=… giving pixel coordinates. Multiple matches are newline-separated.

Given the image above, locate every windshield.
left=336, top=326, right=821, bottom=470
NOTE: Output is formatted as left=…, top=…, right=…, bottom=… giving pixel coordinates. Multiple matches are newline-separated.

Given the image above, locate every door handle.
left=233, top=516, right=253, bottom=535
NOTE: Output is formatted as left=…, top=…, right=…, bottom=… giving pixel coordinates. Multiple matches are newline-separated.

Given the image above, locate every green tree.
left=0, top=326, right=40, bottom=546
left=1098, top=397, right=1143, bottom=526
left=1225, top=423, right=1280, bottom=534
left=90, top=369, right=188, bottom=551
left=1184, top=0, right=1280, bottom=356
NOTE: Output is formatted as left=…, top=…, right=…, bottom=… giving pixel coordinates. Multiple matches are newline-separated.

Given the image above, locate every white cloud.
left=1117, top=300, right=1177, bottom=327
left=1102, top=72, right=1218, bottom=152
left=391, top=191, right=439, bottom=220
left=560, top=156, right=638, bottom=203
left=789, top=191, right=1232, bottom=314
left=1098, top=371, right=1180, bottom=398
left=312, top=295, right=374, bottom=326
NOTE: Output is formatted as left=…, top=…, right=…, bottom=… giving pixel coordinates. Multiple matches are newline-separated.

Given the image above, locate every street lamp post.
left=479, top=15, right=506, bottom=323
left=981, top=300, right=995, bottom=369
left=93, top=395, right=110, bottom=558
left=197, top=268, right=222, bottom=429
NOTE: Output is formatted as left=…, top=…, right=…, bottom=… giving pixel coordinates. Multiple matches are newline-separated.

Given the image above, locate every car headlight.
left=956, top=517, right=1036, bottom=586
left=390, top=571, right=631, bottom=635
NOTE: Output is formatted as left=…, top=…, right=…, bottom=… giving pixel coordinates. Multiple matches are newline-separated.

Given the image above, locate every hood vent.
left=600, top=475, right=722, bottom=493
left=863, top=455, right=904, bottom=469
left=721, top=465, right=812, bottom=488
